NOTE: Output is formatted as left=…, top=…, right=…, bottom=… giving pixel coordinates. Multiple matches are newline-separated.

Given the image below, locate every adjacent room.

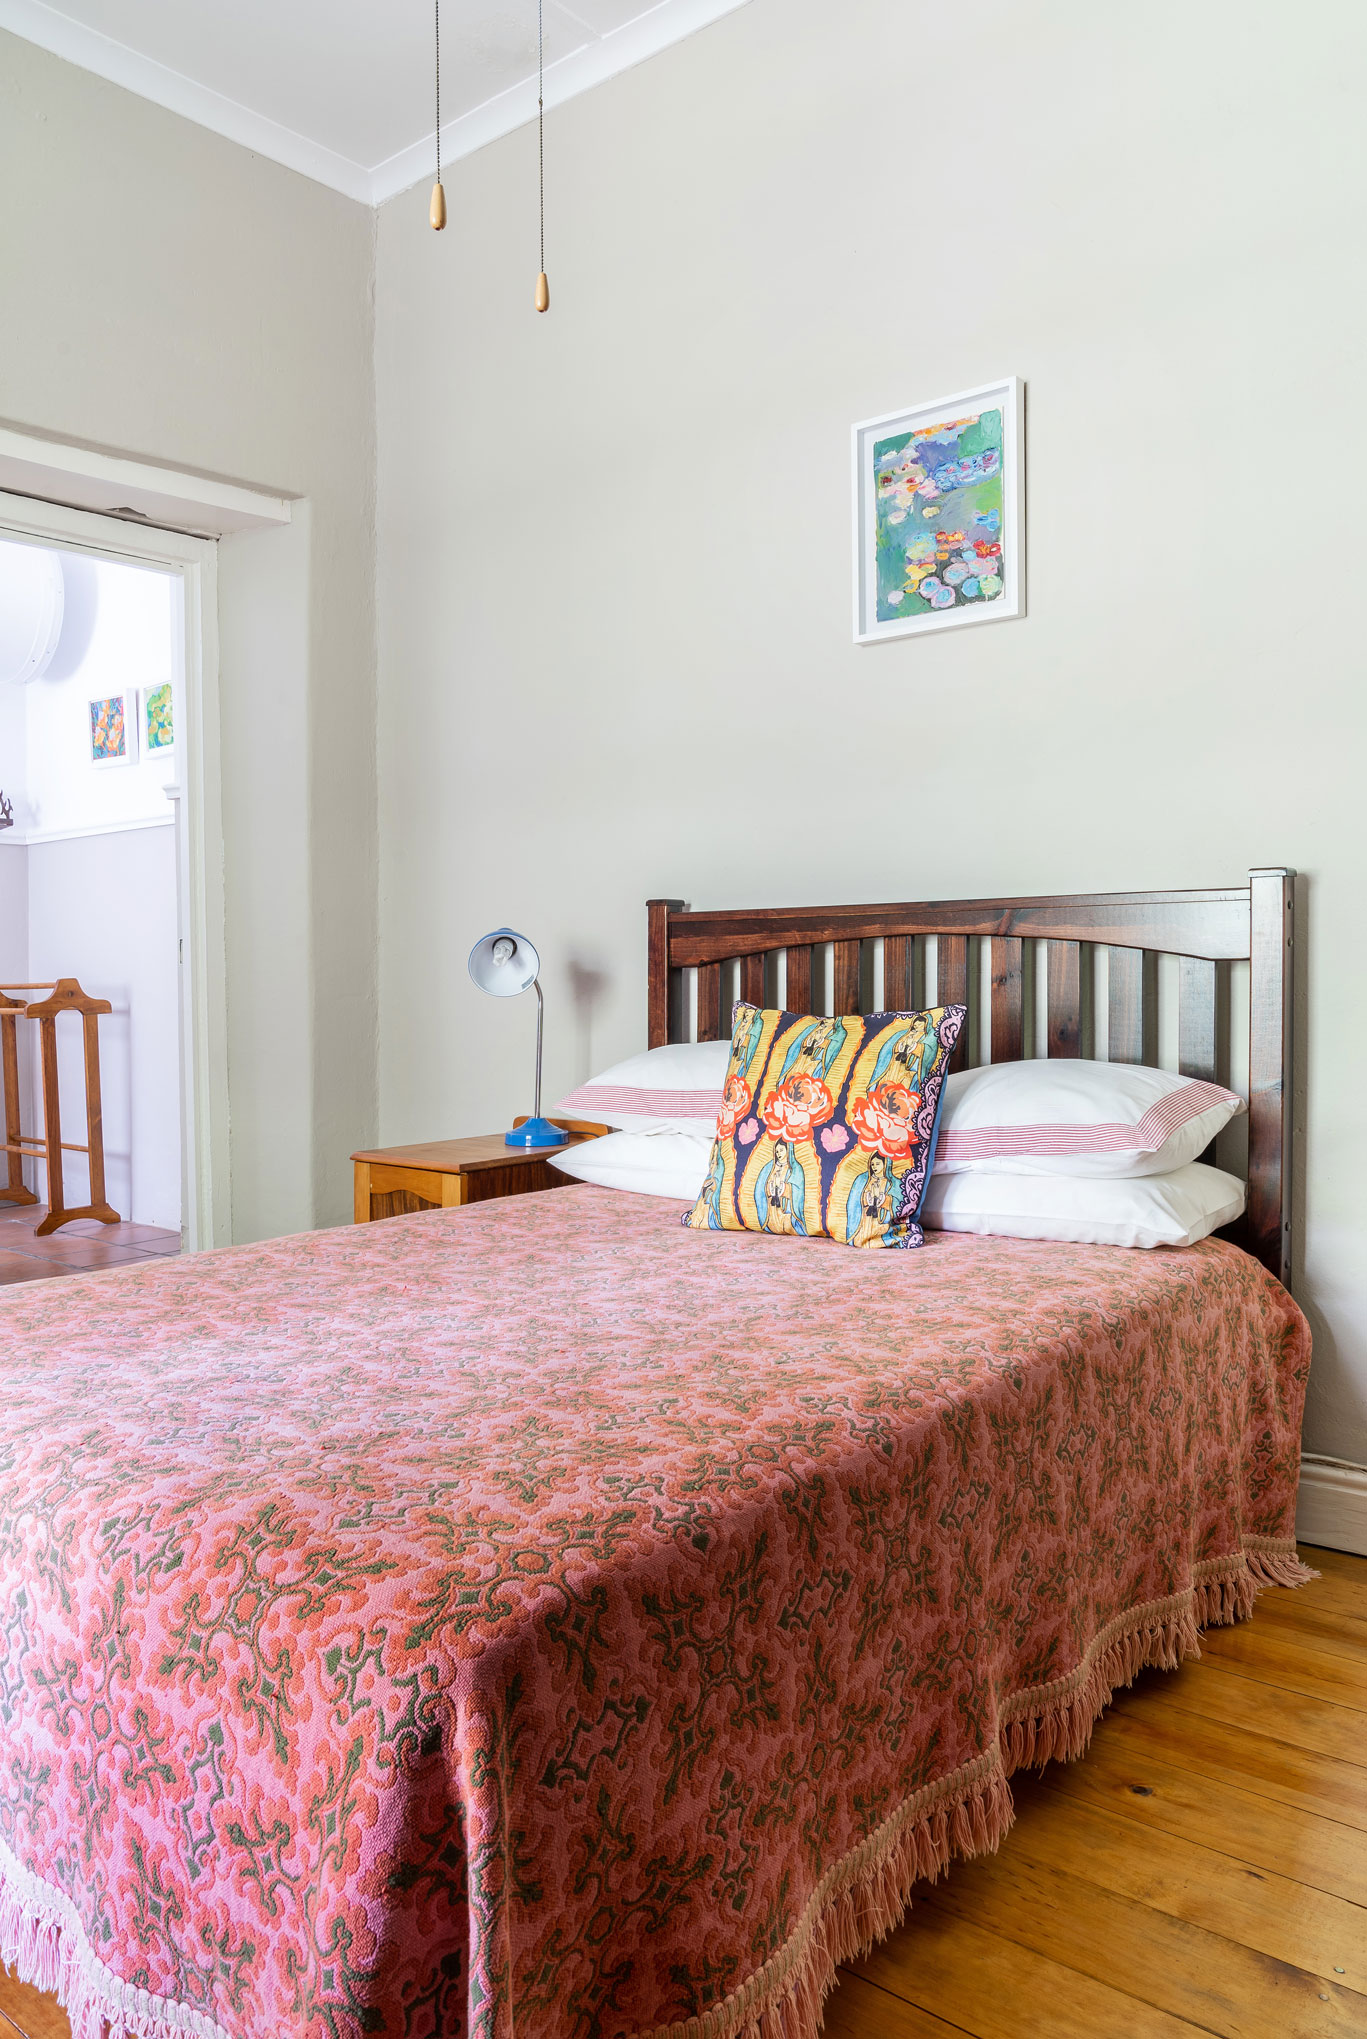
left=0, top=4, right=1363, bottom=2038
left=0, top=538, right=183, bottom=1279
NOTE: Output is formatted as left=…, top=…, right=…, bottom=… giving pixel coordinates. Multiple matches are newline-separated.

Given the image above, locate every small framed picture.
left=88, top=693, right=137, bottom=768
left=852, top=376, right=1024, bottom=644
left=142, top=681, right=175, bottom=756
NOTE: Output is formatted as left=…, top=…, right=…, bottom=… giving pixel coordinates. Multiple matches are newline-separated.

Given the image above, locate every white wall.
left=375, top=0, right=1367, bottom=1466
left=0, top=844, right=30, bottom=1211
left=1, top=29, right=378, bottom=1240
left=6, top=549, right=177, bottom=839
left=0, top=675, right=24, bottom=821
left=0, top=842, right=26, bottom=988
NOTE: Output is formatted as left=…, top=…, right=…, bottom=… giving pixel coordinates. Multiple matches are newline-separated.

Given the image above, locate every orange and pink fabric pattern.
left=0, top=1187, right=1309, bottom=2039
left=684, top=1003, right=965, bottom=1248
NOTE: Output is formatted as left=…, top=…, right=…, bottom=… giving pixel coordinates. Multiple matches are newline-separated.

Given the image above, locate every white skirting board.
left=1296, top=1455, right=1367, bottom=1557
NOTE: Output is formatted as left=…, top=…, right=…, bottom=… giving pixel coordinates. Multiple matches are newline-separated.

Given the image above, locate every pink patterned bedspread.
left=0, top=1186, right=1309, bottom=2039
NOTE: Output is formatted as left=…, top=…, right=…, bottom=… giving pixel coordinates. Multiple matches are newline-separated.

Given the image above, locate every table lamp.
left=467, top=927, right=569, bottom=1148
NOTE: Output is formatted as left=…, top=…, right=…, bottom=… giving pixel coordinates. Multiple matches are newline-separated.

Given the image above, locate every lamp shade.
left=466, top=926, right=567, bottom=1149
left=468, top=928, right=540, bottom=998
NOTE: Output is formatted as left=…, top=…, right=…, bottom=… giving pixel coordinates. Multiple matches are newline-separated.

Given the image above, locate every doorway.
left=0, top=491, right=225, bottom=1256
left=0, top=538, right=183, bottom=1272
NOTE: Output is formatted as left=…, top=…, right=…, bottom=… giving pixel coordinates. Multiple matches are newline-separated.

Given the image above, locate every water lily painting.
left=853, top=378, right=1024, bottom=643
left=88, top=693, right=135, bottom=767
left=142, top=680, right=174, bottom=754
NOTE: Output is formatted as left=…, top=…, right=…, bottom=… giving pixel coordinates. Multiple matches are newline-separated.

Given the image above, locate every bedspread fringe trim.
left=635, top=1537, right=1311, bottom=2039
left=0, top=1543, right=1316, bottom=2039
left=0, top=1830, right=232, bottom=2039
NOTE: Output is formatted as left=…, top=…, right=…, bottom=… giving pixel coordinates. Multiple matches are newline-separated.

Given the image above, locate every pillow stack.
left=921, top=1059, right=1247, bottom=1247
left=557, top=1038, right=1249, bottom=1250
left=554, top=1042, right=726, bottom=1199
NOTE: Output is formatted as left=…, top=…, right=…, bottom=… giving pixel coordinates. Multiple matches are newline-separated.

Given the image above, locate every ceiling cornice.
left=0, top=0, right=376, bottom=199
left=0, top=0, right=751, bottom=208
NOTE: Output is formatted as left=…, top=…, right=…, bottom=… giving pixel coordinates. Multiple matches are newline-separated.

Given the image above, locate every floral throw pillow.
left=684, top=1001, right=965, bottom=1249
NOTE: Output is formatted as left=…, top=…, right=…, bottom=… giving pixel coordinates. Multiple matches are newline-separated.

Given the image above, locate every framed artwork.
left=142, top=681, right=175, bottom=755
left=852, top=377, right=1024, bottom=644
left=88, top=693, right=137, bottom=768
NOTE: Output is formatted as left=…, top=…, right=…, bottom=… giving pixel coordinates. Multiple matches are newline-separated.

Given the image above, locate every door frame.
left=0, top=489, right=227, bottom=1249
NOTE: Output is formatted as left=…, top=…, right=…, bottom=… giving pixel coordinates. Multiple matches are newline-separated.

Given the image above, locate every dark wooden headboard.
left=647, top=870, right=1295, bottom=1285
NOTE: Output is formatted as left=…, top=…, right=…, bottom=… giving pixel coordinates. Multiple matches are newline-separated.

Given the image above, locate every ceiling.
left=0, top=0, right=750, bottom=203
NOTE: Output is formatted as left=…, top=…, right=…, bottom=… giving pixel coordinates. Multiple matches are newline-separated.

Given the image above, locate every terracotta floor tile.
left=0, top=1213, right=180, bottom=1287
left=13, top=1239, right=152, bottom=1270
left=0, top=1250, right=61, bottom=1284
left=0, top=1208, right=180, bottom=1255
left=53, top=1219, right=180, bottom=1246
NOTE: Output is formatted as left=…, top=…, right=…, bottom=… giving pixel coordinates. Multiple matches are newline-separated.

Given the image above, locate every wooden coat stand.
left=0, top=978, right=120, bottom=1234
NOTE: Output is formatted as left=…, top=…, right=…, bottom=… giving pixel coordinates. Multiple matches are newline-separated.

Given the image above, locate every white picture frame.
left=140, top=680, right=175, bottom=756
left=88, top=691, right=138, bottom=768
left=852, top=376, right=1024, bottom=645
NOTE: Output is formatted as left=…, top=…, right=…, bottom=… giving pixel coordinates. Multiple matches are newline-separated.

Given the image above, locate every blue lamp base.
left=506, top=1117, right=570, bottom=1148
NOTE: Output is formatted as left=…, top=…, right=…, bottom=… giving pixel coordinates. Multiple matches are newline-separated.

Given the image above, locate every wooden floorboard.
left=1301, top=1546, right=1367, bottom=1583
left=1243, top=1592, right=1367, bottom=1664
left=1086, top=1698, right=1367, bottom=1833
left=821, top=1972, right=972, bottom=2038
left=1198, top=1622, right=1367, bottom=1710
left=0, top=1973, right=69, bottom=2039
left=850, top=1909, right=1204, bottom=2038
left=917, top=1852, right=1365, bottom=2038
left=1132, top=1657, right=1367, bottom=1767
left=1036, top=1725, right=1367, bottom=1906
left=2, top=1554, right=1363, bottom=2039
left=1002, top=1778, right=1367, bottom=1992
left=1283, top=1561, right=1367, bottom=1625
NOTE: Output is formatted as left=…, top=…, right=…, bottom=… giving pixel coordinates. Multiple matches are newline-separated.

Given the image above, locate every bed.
left=0, top=874, right=1309, bottom=2039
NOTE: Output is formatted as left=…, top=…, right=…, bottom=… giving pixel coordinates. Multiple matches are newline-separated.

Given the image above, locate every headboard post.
left=1246, top=867, right=1294, bottom=1286
left=647, top=899, right=686, bottom=1049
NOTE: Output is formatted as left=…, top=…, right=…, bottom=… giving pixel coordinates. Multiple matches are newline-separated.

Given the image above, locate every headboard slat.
left=647, top=871, right=1296, bottom=1284
left=1178, top=957, right=1218, bottom=1083
left=740, top=953, right=765, bottom=1009
left=784, top=945, right=812, bottom=1014
left=696, top=962, right=723, bottom=1043
left=1107, top=946, right=1146, bottom=1064
left=938, top=935, right=970, bottom=1072
left=832, top=941, right=860, bottom=1017
left=990, top=937, right=1023, bottom=1062
left=1047, top=940, right=1082, bottom=1057
left=883, top=936, right=912, bottom=1013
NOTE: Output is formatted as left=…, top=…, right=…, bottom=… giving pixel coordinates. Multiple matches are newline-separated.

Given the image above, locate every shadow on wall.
left=566, top=956, right=611, bottom=1086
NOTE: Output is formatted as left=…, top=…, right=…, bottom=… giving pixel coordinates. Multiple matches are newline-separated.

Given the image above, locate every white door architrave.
left=0, top=489, right=229, bottom=1248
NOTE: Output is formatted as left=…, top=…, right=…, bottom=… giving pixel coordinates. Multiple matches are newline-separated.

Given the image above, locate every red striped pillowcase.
left=556, top=1084, right=721, bottom=1124
left=933, top=1066, right=1245, bottom=1179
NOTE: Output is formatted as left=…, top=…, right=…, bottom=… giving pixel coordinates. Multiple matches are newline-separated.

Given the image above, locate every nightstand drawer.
left=462, top=1159, right=579, bottom=1204
left=367, top=1164, right=460, bottom=1205
left=362, top=1164, right=464, bottom=1221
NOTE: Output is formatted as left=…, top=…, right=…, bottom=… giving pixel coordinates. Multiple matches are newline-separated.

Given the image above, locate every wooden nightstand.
left=351, top=1119, right=606, bottom=1224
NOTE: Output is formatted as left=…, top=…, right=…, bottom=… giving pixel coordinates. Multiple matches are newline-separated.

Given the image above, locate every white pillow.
left=934, top=1059, right=1245, bottom=1178
left=555, top=1040, right=729, bottom=1135
left=921, top=1162, right=1245, bottom=1249
left=553, top=1128, right=713, bottom=1200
